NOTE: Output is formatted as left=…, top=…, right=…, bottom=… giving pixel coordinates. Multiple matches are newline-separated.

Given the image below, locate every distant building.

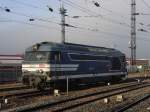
left=126, top=58, right=150, bottom=72
left=0, top=55, right=23, bottom=83
left=126, top=58, right=150, bottom=66
left=0, top=54, right=23, bottom=64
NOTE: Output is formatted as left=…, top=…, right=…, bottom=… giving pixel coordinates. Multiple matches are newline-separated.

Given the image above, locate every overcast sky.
left=0, top=0, right=150, bottom=59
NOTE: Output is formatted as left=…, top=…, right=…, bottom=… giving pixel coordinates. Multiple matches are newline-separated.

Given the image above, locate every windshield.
left=25, top=52, right=50, bottom=61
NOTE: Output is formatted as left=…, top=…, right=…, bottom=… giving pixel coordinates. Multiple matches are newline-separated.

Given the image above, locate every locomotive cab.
left=22, top=43, right=53, bottom=88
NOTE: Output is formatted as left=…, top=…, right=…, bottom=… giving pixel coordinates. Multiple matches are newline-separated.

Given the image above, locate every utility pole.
left=130, top=0, right=137, bottom=66
left=60, top=0, right=66, bottom=44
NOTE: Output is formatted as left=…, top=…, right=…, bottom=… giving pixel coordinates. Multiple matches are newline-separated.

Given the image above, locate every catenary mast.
left=130, top=0, right=136, bottom=66
left=60, top=0, right=66, bottom=44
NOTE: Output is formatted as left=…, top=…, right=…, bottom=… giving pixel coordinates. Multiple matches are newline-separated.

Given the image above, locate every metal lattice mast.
left=60, top=0, right=66, bottom=44
left=130, top=0, right=136, bottom=65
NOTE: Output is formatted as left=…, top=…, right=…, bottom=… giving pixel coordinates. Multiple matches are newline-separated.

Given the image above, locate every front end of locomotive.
left=22, top=63, right=51, bottom=87
left=22, top=44, right=51, bottom=89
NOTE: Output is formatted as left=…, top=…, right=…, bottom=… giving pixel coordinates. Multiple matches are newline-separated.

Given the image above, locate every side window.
left=51, top=51, right=61, bottom=62
left=110, top=57, right=121, bottom=70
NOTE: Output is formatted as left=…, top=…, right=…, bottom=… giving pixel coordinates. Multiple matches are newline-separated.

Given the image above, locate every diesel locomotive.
left=22, top=42, right=127, bottom=89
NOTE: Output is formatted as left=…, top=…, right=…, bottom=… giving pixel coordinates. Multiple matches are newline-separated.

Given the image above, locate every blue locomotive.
left=22, top=42, right=127, bottom=89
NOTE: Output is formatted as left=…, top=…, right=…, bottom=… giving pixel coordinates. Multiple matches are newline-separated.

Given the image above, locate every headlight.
left=39, top=69, right=43, bottom=73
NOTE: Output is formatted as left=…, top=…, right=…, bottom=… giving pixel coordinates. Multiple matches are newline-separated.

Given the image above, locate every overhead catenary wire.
left=68, top=26, right=150, bottom=42
left=1, top=1, right=150, bottom=42
left=9, top=0, right=60, bottom=15
left=0, top=6, right=60, bottom=25
left=64, top=0, right=129, bottom=21
left=1, top=0, right=150, bottom=50
left=14, top=20, right=59, bottom=30
left=6, top=0, right=131, bottom=28
left=140, top=13, right=150, bottom=15
left=1, top=2, right=148, bottom=33
left=12, top=0, right=124, bottom=19
left=86, top=0, right=130, bottom=20
left=0, top=7, right=126, bottom=39
left=1, top=18, right=150, bottom=43
left=63, top=0, right=130, bottom=28
left=63, top=0, right=96, bottom=16
left=68, top=15, right=130, bottom=28
left=0, top=6, right=77, bottom=29
left=100, top=7, right=129, bottom=19
left=138, top=22, right=150, bottom=28
left=2, top=18, right=150, bottom=43
left=0, top=6, right=131, bottom=41
left=0, top=18, right=129, bottom=40
left=74, top=25, right=129, bottom=38
left=137, top=0, right=150, bottom=29
left=11, top=0, right=48, bottom=11
left=66, top=1, right=147, bottom=30
left=1, top=5, right=150, bottom=41
left=0, top=5, right=130, bottom=38
left=74, top=24, right=150, bottom=41
left=141, top=0, right=150, bottom=9
left=3, top=0, right=150, bottom=31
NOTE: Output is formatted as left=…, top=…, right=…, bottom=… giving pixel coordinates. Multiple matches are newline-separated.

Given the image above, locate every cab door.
left=53, top=51, right=62, bottom=76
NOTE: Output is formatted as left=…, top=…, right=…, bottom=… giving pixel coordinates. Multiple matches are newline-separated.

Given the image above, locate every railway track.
left=0, top=85, right=31, bottom=92
left=0, top=88, right=51, bottom=111
left=0, top=88, right=50, bottom=101
left=107, top=93, right=150, bottom=112
left=2, top=81, right=150, bottom=112
left=49, top=83, right=150, bottom=112
left=0, top=79, right=138, bottom=101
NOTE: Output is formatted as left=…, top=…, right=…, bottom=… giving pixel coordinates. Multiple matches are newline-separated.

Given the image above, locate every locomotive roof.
left=26, top=42, right=124, bottom=56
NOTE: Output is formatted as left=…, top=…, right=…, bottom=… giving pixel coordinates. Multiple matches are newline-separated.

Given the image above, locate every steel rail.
left=52, top=83, right=150, bottom=112
left=0, top=88, right=49, bottom=100
left=3, top=82, right=149, bottom=112
left=112, top=93, right=150, bottom=112
left=0, top=86, right=30, bottom=92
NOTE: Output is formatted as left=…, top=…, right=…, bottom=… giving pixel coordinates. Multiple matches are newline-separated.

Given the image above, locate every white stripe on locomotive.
left=51, top=72, right=127, bottom=80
